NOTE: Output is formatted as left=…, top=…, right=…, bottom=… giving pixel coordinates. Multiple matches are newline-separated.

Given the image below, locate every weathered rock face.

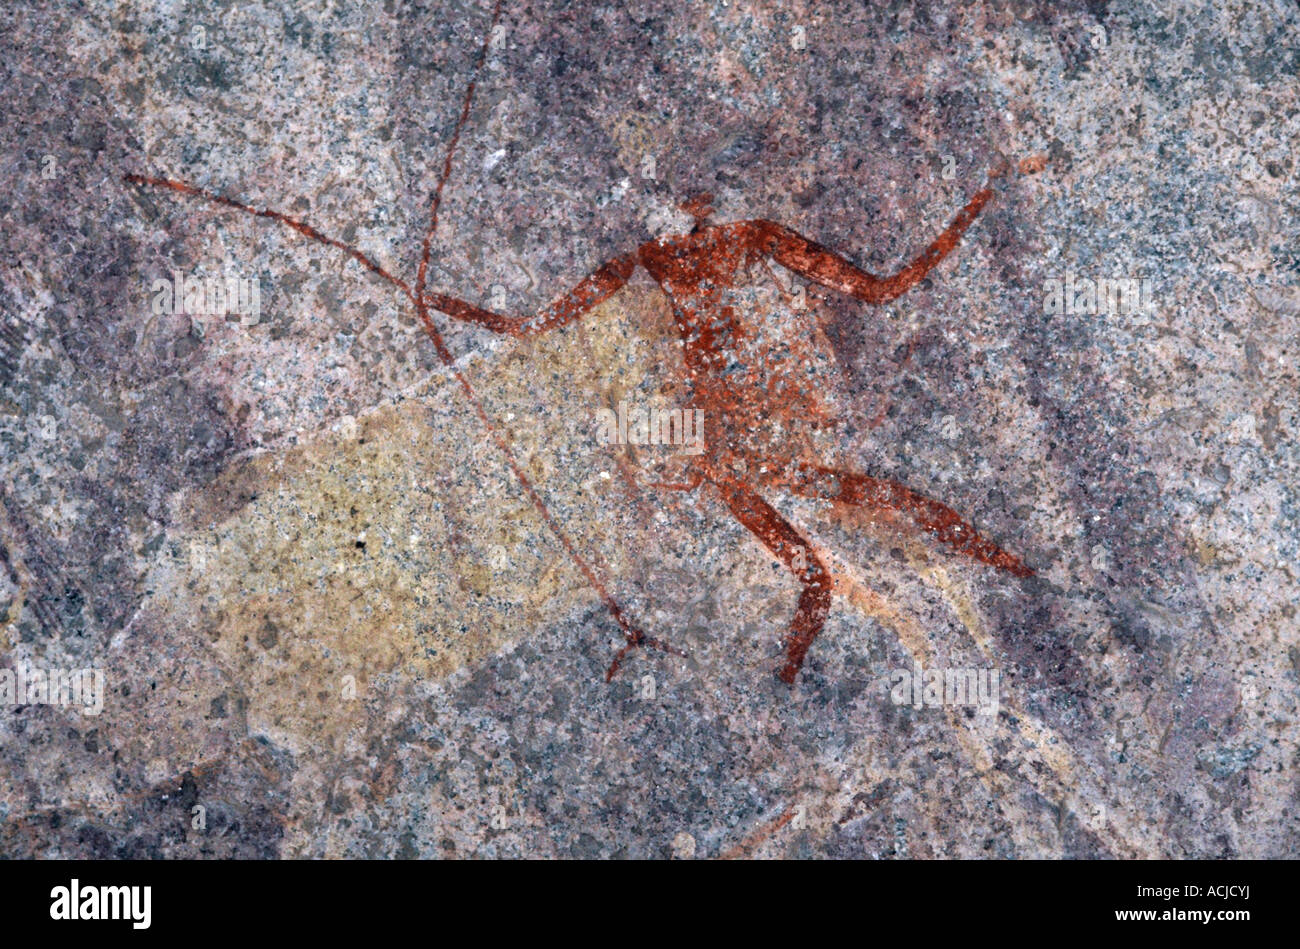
left=1, top=0, right=1296, bottom=858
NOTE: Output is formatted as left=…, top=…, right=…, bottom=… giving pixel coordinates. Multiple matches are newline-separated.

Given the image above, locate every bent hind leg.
left=784, top=463, right=1033, bottom=577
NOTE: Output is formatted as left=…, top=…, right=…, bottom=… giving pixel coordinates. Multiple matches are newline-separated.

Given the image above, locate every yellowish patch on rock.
left=147, top=286, right=681, bottom=754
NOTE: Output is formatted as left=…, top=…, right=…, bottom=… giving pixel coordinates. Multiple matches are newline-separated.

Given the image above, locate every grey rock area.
left=0, top=0, right=1296, bottom=858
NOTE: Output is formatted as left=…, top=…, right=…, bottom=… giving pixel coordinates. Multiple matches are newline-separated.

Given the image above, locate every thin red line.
left=415, top=0, right=505, bottom=307
left=123, top=173, right=415, bottom=301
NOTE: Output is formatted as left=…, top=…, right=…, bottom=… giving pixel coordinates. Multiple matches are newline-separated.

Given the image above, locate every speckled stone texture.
left=1, top=0, right=1297, bottom=858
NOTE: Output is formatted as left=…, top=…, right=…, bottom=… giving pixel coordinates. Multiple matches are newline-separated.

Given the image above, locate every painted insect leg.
left=748, top=183, right=995, bottom=304
left=712, top=476, right=832, bottom=684
left=785, top=464, right=1033, bottom=577
left=421, top=251, right=640, bottom=338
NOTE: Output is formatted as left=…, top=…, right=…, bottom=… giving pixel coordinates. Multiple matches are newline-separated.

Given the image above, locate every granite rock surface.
left=0, top=0, right=1297, bottom=858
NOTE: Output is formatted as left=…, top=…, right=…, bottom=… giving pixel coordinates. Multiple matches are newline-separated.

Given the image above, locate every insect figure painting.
left=125, top=0, right=1035, bottom=687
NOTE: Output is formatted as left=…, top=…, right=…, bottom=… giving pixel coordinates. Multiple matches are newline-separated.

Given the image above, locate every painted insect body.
left=412, top=188, right=1035, bottom=683
left=125, top=0, right=1034, bottom=686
